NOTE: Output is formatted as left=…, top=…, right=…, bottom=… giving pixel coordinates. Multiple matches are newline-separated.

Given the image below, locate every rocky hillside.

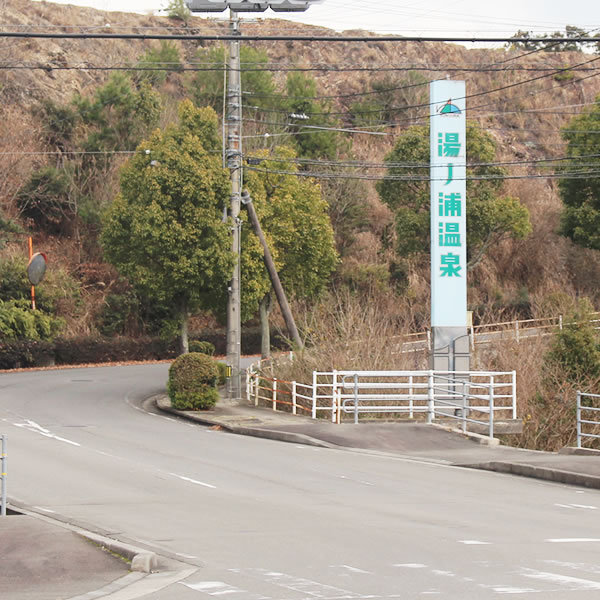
left=2, top=0, right=600, bottom=336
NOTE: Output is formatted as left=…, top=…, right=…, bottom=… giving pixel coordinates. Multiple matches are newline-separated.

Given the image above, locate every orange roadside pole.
left=28, top=237, right=36, bottom=310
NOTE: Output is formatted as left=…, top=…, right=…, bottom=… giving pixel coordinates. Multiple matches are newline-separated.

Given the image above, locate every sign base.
left=431, top=326, right=470, bottom=372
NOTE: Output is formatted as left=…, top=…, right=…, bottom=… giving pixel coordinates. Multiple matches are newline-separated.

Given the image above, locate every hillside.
left=2, top=0, right=600, bottom=337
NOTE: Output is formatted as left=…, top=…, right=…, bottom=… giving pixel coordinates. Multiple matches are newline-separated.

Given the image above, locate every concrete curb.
left=458, top=461, right=600, bottom=490
left=155, top=397, right=338, bottom=449
left=559, top=446, right=600, bottom=456
left=429, top=422, right=500, bottom=446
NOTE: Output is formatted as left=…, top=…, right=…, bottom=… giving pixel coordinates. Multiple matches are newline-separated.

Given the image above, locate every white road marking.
left=490, top=587, right=538, bottom=594
left=393, top=564, right=427, bottom=569
left=230, top=569, right=359, bottom=598
left=13, top=419, right=80, bottom=446
left=181, top=581, right=269, bottom=600
left=33, top=506, right=56, bottom=513
left=330, top=565, right=372, bottom=574
left=169, top=473, right=216, bottom=489
left=543, top=560, right=600, bottom=575
left=458, top=540, right=491, bottom=545
left=338, top=475, right=375, bottom=486
left=521, top=568, right=600, bottom=590
left=555, top=503, right=597, bottom=510
left=545, top=538, right=600, bottom=543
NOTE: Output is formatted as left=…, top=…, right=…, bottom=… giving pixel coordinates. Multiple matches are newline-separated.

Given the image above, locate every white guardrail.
left=246, top=365, right=516, bottom=439
left=397, top=312, right=600, bottom=353
left=576, top=392, right=600, bottom=449
left=246, top=313, right=599, bottom=438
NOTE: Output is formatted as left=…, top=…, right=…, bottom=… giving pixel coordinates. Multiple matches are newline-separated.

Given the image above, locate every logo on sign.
left=437, top=99, right=461, bottom=117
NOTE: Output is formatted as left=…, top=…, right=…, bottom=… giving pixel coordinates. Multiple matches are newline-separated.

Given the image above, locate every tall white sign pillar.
left=430, top=80, right=470, bottom=372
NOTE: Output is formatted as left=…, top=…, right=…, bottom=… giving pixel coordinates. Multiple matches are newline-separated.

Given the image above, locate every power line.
left=1, top=31, right=600, bottom=43
left=244, top=164, right=600, bottom=182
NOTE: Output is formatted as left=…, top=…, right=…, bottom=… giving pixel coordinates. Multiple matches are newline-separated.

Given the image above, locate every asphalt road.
left=3, top=364, right=600, bottom=599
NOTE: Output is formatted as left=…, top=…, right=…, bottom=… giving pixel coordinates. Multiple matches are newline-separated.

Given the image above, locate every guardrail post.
left=515, top=320, right=520, bottom=343
left=427, top=330, right=432, bottom=351
left=559, top=314, right=563, bottom=330
left=353, top=373, right=359, bottom=425
left=461, top=382, right=468, bottom=434
left=512, top=370, right=517, bottom=419
left=273, top=378, right=277, bottom=411
left=312, top=371, right=317, bottom=419
left=1, top=435, right=6, bottom=517
left=576, top=391, right=582, bottom=449
left=331, top=388, right=337, bottom=423
left=332, top=370, right=338, bottom=423
left=470, top=324, right=475, bottom=350
left=427, top=370, right=434, bottom=424
left=489, top=375, right=495, bottom=439
left=292, top=381, right=297, bottom=415
left=254, top=373, right=259, bottom=407
left=409, top=374, right=414, bottom=419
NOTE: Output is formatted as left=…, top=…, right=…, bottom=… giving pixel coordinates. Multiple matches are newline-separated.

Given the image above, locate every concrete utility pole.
left=185, top=1, right=324, bottom=400
left=226, top=11, right=243, bottom=399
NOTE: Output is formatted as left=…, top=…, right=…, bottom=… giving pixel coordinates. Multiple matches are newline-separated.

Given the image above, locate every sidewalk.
left=156, top=392, right=600, bottom=491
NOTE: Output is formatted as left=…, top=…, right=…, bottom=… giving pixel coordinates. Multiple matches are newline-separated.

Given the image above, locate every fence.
left=1, top=435, right=6, bottom=517
left=246, top=367, right=516, bottom=439
left=576, top=392, right=600, bottom=449
left=395, top=312, right=600, bottom=353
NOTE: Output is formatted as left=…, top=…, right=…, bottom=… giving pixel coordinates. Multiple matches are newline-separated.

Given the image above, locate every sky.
left=39, top=0, right=600, bottom=40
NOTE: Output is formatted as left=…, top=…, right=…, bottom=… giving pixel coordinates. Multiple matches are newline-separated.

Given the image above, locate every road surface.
left=2, top=364, right=600, bottom=598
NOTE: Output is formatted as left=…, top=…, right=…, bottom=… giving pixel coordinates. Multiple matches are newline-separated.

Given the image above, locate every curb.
left=155, top=397, right=337, bottom=449
left=458, top=461, right=600, bottom=490
left=559, top=446, right=600, bottom=456
left=429, top=422, right=500, bottom=447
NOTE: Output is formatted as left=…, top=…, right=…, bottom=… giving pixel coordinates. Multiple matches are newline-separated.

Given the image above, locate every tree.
left=131, top=41, right=183, bottom=88
left=243, top=147, right=338, bottom=356
left=101, top=100, right=234, bottom=353
left=165, top=0, right=191, bottom=26
left=376, top=122, right=531, bottom=267
left=349, top=71, right=428, bottom=128
left=559, top=96, right=600, bottom=249
left=190, top=45, right=277, bottom=116
left=285, top=72, right=341, bottom=160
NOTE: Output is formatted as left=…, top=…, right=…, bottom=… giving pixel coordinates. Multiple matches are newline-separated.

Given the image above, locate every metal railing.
left=576, top=392, right=600, bottom=449
left=394, top=312, right=600, bottom=353
left=246, top=367, right=516, bottom=439
left=1, top=435, right=6, bottom=517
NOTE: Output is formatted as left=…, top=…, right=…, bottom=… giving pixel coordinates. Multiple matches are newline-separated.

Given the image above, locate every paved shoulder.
left=0, top=514, right=130, bottom=600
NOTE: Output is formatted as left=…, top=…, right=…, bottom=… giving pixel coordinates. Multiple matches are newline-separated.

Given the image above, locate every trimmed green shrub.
left=216, top=361, right=228, bottom=385
left=189, top=340, right=215, bottom=356
left=167, top=352, right=219, bottom=410
left=54, top=336, right=178, bottom=365
left=0, top=339, right=55, bottom=369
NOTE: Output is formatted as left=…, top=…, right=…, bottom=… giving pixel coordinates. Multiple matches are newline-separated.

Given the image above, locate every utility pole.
left=226, top=10, right=243, bottom=400
left=185, top=1, right=324, bottom=401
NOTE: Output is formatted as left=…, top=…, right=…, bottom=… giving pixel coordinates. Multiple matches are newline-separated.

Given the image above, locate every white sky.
left=41, top=0, right=600, bottom=38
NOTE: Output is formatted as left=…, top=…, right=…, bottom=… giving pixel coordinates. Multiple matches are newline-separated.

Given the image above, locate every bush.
left=167, top=352, right=219, bottom=410
left=216, top=360, right=228, bottom=385
left=0, top=339, right=55, bottom=369
left=54, top=336, right=178, bottom=365
left=0, top=299, right=63, bottom=340
left=189, top=340, right=215, bottom=355
left=543, top=300, right=600, bottom=386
